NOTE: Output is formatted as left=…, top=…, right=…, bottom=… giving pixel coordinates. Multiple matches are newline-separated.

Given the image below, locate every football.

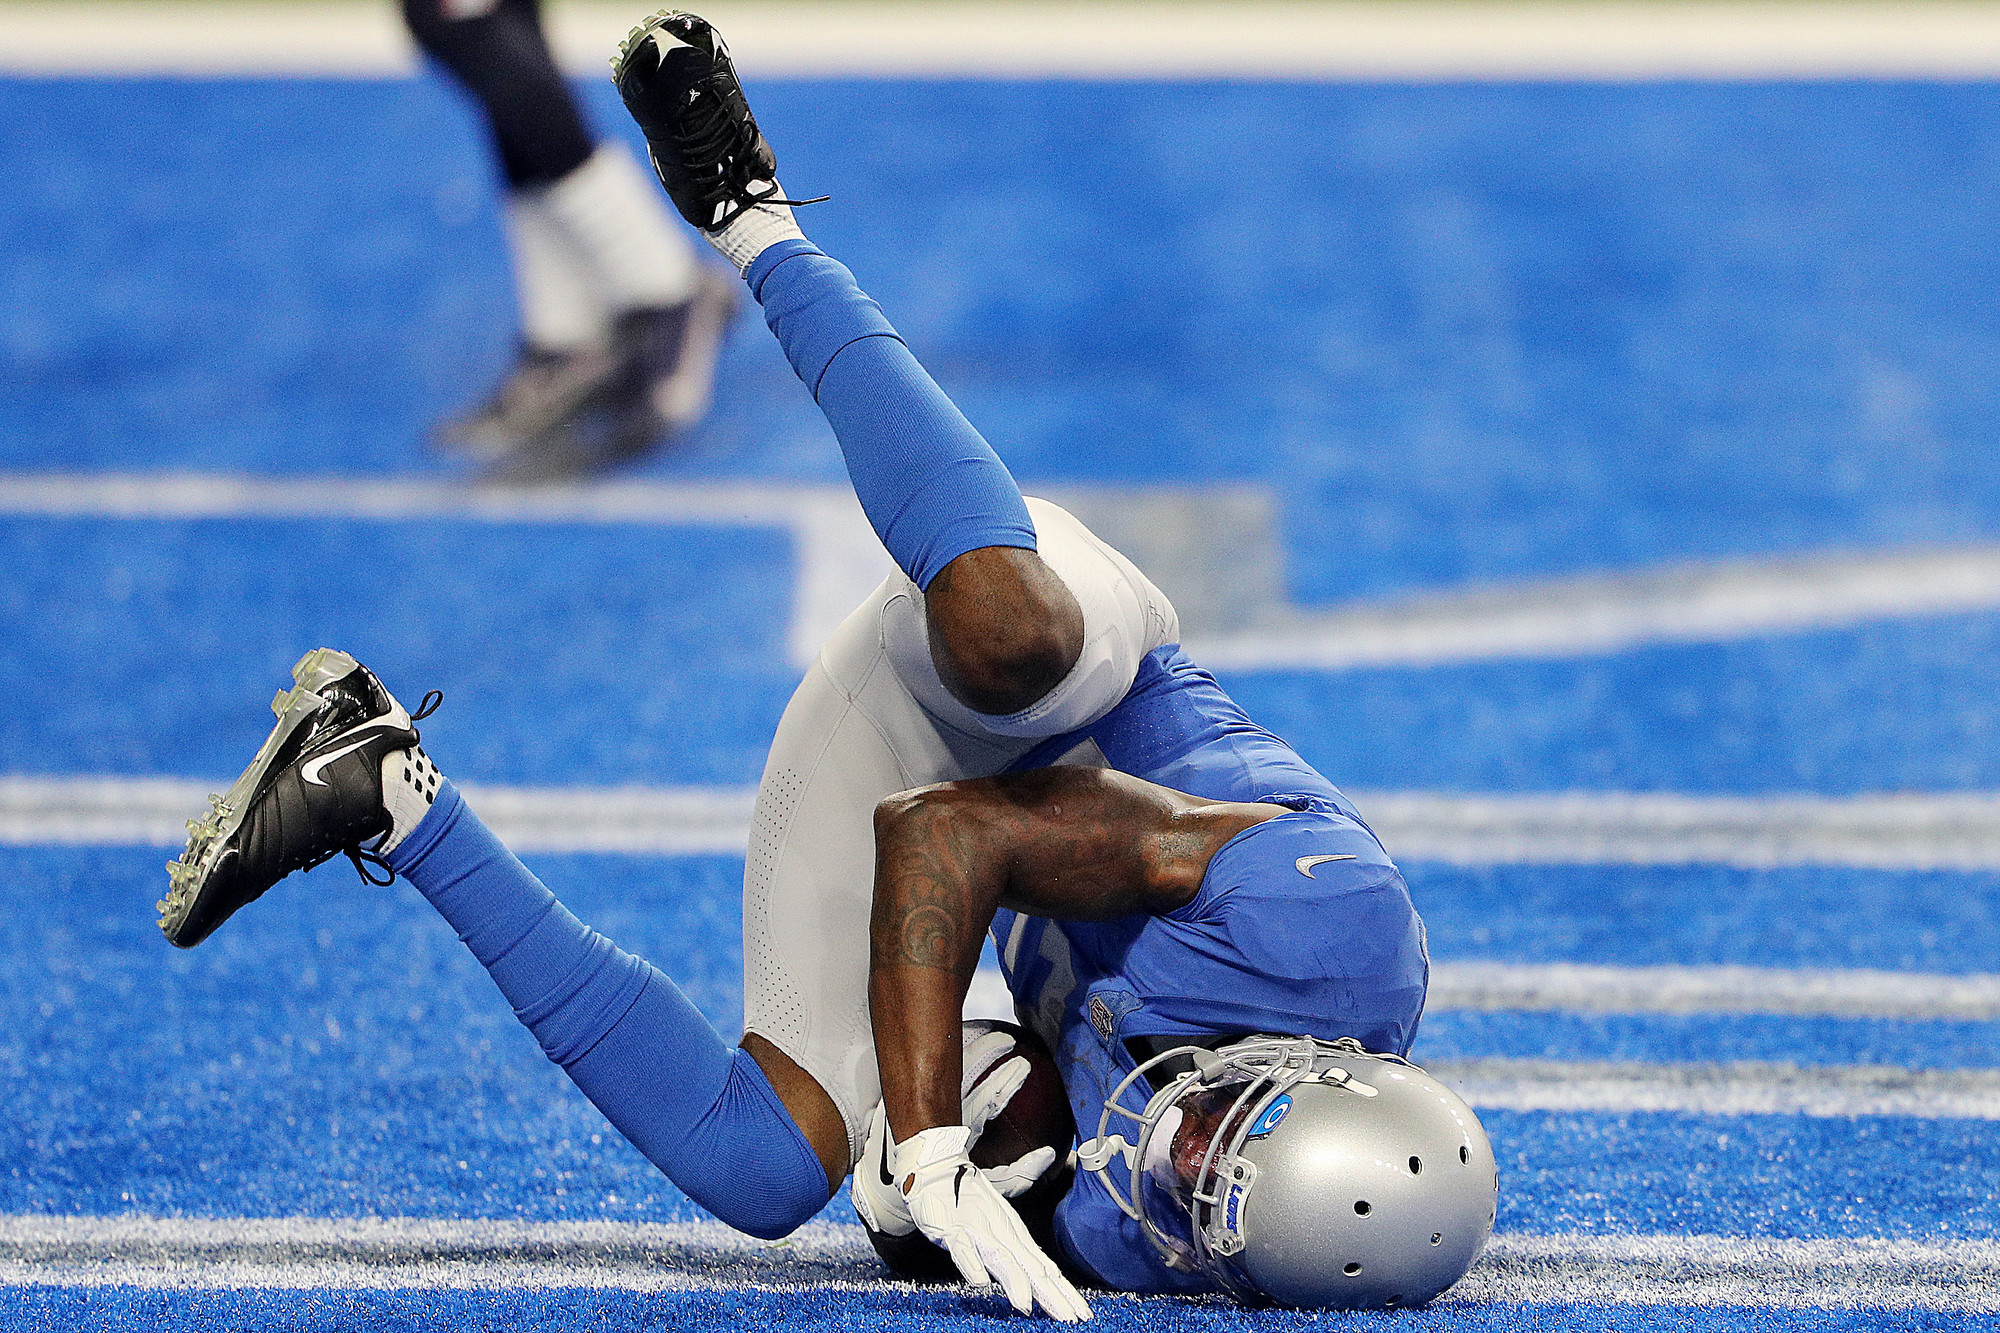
left=963, top=1019, right=1076, bottom=1171
left=864, top=1019, right=1077, bottom=1283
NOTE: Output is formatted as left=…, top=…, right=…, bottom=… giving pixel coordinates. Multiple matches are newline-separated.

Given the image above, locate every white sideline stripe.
left=1426, top=961, right=2000, bottom=1022
left=0, top=471, right=859, bottom=525
left=0, top=776, right=759, bottom=855
left=29, top=775, right=2000, bottom=872
left=1429, top=1059, right=2000, bottom=1120
left=10, top=2, right=2000, bottom=79
left=15, top=471, right=2000, bottom=668
left=1186, top=543, right=2000, bottom=670
left=1455, top=1233, right=2000, bottom=1312
left=1, top=1217, right=1995, bottom=1311
left=12, top=776, right=2000, bottom=1021
left=0, top=472, right=894, bottom=667
left=1355, top=788, right=2000, bottom=871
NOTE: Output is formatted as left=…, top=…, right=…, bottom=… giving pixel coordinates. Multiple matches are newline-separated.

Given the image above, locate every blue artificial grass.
left=1226, top=611, right=2000, bottom=795
left=20, top=508, right=2000, bottom=796
left=7, top=70, right=2000, bottom=1330
left=6, top=845, right=1996, bottom=1241
left=1406, top=862, right=2000, bottom=974
left=1487, top=1108, right=2000, bottom=1239
left=6, top=79, right=2000, bottom=606
left=0, top=1287, right=1980, bottom=1333
left=0, top=515, right=795, bottom=786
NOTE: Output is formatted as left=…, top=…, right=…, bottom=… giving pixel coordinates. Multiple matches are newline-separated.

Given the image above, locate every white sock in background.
left=541, top=142, right=700, bottom=311
left=503, top=192, right=609, bottom=352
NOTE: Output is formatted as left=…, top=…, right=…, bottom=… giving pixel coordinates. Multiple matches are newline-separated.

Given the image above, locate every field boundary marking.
left=1432, top=1058, right=2000, bottom=1119
left=14, top=471, right=2000, bottom=668
left=1, top=1216, right=1994, bottom=1310
left=1426, top=960, right=2000, bottom=1021
left=8, top=3, right=2000, bottom=79
left=22, top=775, right=2000, bottom=873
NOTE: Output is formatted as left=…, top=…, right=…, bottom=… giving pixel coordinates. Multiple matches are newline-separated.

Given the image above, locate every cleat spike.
left=157, top=647, right=417, bottom=948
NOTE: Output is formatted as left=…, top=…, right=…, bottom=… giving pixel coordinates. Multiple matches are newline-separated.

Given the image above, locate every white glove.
left=850, top=1099, right=1061, bottom=1236
left=959, top=1025, right=1062, bottom=1195
left=851, top=1099, right=919, bottom=1237
left=851, top=1025, right=1060, bottom=1236
left=895, top=1125, right=1093, bottom=1323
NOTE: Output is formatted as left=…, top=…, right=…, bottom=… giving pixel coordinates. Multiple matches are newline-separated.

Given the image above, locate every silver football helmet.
left=1075, top=1035, right=1497, bottom=1309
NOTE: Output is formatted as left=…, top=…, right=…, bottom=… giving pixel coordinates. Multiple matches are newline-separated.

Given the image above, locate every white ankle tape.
left=704, top=185, right=808, bottom=273
left=376, top=746, right=442, bottom=855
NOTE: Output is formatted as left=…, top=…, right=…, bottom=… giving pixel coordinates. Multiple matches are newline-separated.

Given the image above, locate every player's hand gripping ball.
left=856, top=1021, right=1077, bottom=1286
left=960, top=1020, right=1074, bottom=1179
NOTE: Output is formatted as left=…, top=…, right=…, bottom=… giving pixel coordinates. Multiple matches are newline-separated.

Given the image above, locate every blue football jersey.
left=991, top=646, right=1430, bottom=1294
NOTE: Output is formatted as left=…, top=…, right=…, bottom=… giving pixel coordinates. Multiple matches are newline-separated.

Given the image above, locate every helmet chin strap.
left=1073, top=1133, right=1133, bottom=1174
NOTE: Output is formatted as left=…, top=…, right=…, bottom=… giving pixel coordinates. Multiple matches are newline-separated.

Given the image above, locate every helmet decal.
left=1246, top=1094, right=1292, bottom=1140
left=1222, top=1181, right=1248, bottom=1236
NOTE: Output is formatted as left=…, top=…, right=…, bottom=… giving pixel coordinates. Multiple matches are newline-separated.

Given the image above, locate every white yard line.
left=13, top=470, right=2000, bottom=668
left=0, top=472, right=892, bottom=666
left=0, top=471, right=853, bottom=526
left=1355, top=789, right=2000, bottom=871
left=0, top=1215, right=1994, bottom=1310
left=1430, top=1059, right=2000, bottom=1119
left=11, top=774, right=2000, bottom=1021
left=0, top=775, right=760, bottom=854
left=1454, top=1233, right=2000, bottom=1313
left=7, top=2, right=2000, bottom=79
left=23, top=775, right=2000, bottom=872
left=1427, top=960, right=2000, bottom=1021
left=1185, top=543, right=2000, bottom=671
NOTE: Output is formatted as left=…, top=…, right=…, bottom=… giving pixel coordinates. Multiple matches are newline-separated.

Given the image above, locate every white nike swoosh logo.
left=300, top=724, right=402, bottom=787
left=1295, top=854, right=1358, bottom=878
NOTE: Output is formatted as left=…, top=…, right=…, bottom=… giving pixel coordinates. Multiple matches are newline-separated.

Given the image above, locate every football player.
left=160, top=10, right=1497, bottom=1320
left=402, top=0, right=736, bottom=471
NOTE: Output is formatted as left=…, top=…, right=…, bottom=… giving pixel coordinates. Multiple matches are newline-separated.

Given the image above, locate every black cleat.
left=439, top=269, right=739, bottom=476
left=435, top=343, right=623, bottom=462
left=158, top=649, right=436, bottom=949
left=605, top=267, right=740, bottom=456
left=612, top=10, right=824, bottom=231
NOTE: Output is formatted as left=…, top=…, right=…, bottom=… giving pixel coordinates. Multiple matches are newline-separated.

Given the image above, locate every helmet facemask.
left=1078, top=1035, right=1497, bottom=1309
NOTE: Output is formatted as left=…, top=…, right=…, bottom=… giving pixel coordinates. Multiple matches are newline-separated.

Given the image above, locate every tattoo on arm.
left=868, top=769, right=1281, bottom=1139
left=894, top=867, right=966, bottom=972
left=873, top=803, right=991, bottom=978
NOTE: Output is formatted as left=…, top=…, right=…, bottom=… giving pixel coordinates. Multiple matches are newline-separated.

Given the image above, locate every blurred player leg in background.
left=402, top=0, right=736, bottom=476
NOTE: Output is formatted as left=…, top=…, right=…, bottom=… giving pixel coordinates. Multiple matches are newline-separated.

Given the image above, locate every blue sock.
left=747, top=238, right=1037, bottom=590
left=386, top=781, right=831, bottom=1238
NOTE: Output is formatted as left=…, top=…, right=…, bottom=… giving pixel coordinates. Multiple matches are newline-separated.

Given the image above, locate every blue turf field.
left=8, top=845, right=1999, bottom=1242
left=4, top=66, right=1999, bottom=1327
